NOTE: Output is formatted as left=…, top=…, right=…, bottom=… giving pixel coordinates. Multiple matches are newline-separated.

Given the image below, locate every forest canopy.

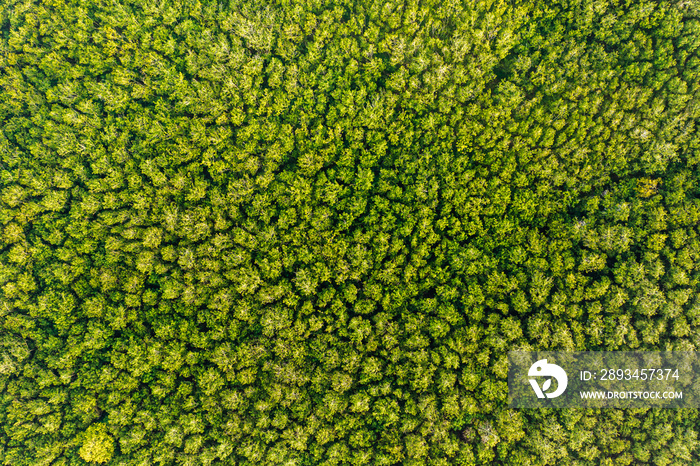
left=1, top=0, right=700, bottom=464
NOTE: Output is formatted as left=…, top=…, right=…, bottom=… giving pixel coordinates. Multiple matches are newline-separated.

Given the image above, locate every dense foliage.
left=2, top=0, right=700, bottom=464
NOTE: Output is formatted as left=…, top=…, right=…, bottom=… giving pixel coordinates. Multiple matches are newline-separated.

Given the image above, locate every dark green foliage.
left=1, top=0, right=700, bottom=464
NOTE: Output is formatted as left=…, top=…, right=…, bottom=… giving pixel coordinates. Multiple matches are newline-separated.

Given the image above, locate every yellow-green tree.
left=79, top=424, right=115, bottom=464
